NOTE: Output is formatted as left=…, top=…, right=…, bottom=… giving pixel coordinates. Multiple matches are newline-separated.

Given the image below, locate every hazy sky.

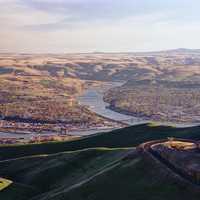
left=1, top=0, right=200, bottom=53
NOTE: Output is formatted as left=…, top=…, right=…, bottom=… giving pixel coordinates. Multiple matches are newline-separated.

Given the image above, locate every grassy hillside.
left=0, top=182, right=37, bottom=200
left=0, top=147, right=199, bottom=200
left=0, top=148, right=132, bottom=200
left=60, top=153, right=199, bottom=200
left=0, top=124, right=200, bottom=200
left=0, top=123, right=200, bottom=160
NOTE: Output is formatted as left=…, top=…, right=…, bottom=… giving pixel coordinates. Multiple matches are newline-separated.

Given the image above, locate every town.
left=0, top=133, right=80, bottom=145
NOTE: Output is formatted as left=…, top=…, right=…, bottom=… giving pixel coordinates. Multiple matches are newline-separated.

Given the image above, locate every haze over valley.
left=1, top=49, right=200, bottom=137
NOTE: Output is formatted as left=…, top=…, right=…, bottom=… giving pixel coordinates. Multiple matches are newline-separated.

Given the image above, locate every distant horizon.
left=1, top=48, right=200, bottom=55
left=1, top=1, right=200, bottom=53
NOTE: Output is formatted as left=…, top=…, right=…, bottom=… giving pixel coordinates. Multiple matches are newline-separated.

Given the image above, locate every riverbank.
left=78, top=81, right=197, bottom=127
left=103, top=80, right=200, bottom=126
left=1, top=81, right=199, bottom=143
left=78, top=81, right=148, bottom=125
left=106, top=103, right=200, bottom=128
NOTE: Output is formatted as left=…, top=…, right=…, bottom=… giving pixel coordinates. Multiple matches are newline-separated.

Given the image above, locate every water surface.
left=78, top=82, right=147, bottom=125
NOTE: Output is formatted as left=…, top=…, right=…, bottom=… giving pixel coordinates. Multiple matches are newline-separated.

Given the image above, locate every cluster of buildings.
left=0, top=137, right=20, bottom=144
left=0, top=133, right=79, bottom=145
left=0, top=118, right=119, bottom=135
left=28, top=134, right=78, bottom=143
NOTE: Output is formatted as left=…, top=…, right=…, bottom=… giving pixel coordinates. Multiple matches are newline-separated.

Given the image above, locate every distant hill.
left=1, top=49, right=200, bottom=82
left=160, top=48, right=200, bottom=55
left=91, top=48, right=200, bottom=56
left=132, top=48, right=200, bottom=56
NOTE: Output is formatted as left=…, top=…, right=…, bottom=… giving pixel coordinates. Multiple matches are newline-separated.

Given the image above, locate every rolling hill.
left=0, top=123, right=200, bottom=161
left=0, top=124, right=200, bottom=200
left=1, top=49, right=200, bottom=132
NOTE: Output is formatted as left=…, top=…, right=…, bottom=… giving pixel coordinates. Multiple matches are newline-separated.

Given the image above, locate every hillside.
left=0, top=124, right=200, bottom=200
left=104, top=79, right=200, bottom=123
left=1, top=50, right=200, bottom=131
left=2, top=49, right=200, bottom=82
left=0, top=148, right=131, bottom=200
left=61, top=150, right=199, bottom=200
left=1, top=51, right=200, bottom=199
left=0, top=69, right=116, bottom=134
left=1, top=148, right=199, bottom=200
left=1, top=123, right=200, bottom=160
left=1, top=50, right=200, bottom=132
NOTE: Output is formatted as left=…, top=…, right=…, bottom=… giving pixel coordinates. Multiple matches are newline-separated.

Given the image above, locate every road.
left=140, top=139, right=200, bottom=186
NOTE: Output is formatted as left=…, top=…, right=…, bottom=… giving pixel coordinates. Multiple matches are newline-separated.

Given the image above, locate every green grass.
left=0, top=124, right=200, bottom=200
left=1, top=147, right=199, bottom=200
left=0, top=123, right=200, bottom=160
left=59, top=155, right=199, bottom=200
left=0, top=148, right=131, bottom=200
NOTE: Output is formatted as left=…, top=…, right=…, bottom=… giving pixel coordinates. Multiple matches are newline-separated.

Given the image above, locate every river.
left=0, top=82, right=198, bottom=139
left=77, top=82, right=148, bottom=125
left=78, top=81, right=199, bottom=128
left=0, top=82, right=146, bottom=140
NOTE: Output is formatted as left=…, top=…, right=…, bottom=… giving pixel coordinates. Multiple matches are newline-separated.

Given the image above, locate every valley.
left=1, top=49, right=200, bottom=143
left=0, top=50, right=200, bottom=200
left=104, top=79, right=200, bottom=124
left=1, top=0, right=200, bottom=199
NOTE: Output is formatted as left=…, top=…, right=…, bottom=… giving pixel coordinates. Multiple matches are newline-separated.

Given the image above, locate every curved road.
left=0, top=138, right=199, bottom=191
left=140, top=139, right=200, bottom=186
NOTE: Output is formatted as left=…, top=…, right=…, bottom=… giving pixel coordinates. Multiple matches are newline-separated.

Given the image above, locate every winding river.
left=0, top=82, right=148, bottom=139
left=78, top=82, right=148, bottom=125
left=0, top=82, right=199, bottom=139
left=78, top=81, right=199, bottom=128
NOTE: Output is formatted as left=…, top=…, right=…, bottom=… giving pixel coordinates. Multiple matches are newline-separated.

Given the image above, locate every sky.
left=0, top=0, right=200, bottom=53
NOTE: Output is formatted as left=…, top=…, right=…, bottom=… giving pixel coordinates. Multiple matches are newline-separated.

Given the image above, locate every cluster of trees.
left=104, top=84, right=200, bottom=122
